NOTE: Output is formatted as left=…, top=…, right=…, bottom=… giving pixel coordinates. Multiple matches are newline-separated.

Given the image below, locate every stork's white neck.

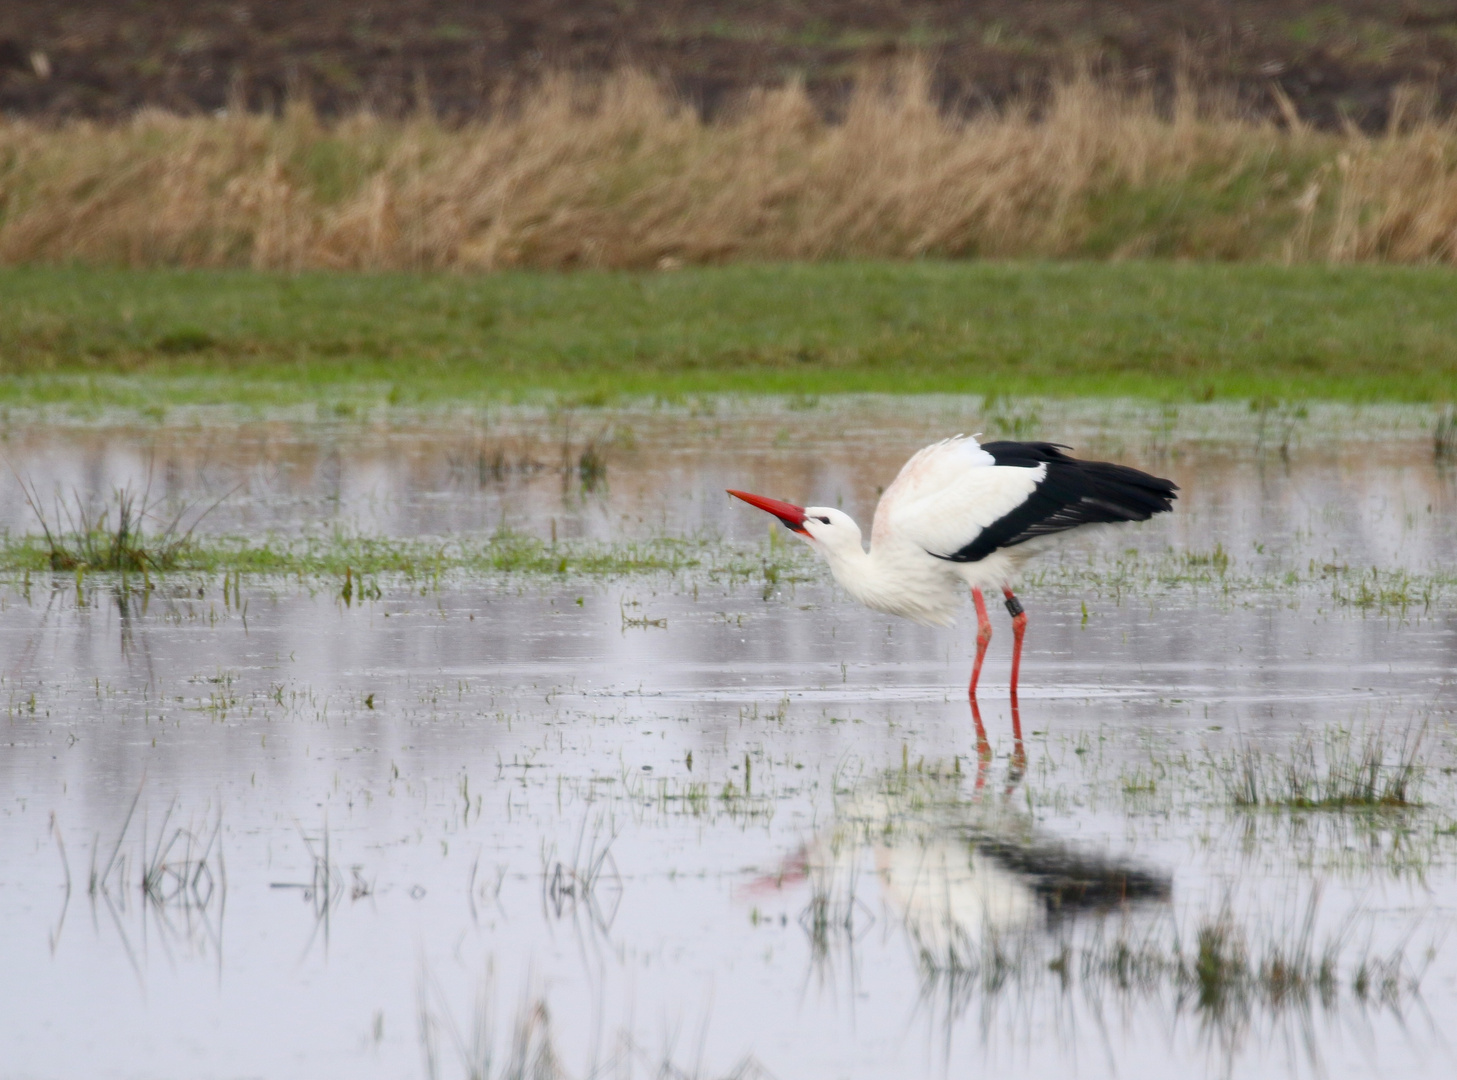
left=815, top=539, right=878, bottom=603
left=793, top=505, right=965, bottom=626
left=806, top=523, right=961, bottom=627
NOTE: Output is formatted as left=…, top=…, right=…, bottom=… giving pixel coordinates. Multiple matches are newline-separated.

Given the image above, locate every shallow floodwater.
left=2, top=399, right=1456, bottom=1080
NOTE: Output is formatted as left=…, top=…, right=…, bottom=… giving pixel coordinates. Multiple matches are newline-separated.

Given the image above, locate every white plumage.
left=729, top=433, right=1177, bottom=725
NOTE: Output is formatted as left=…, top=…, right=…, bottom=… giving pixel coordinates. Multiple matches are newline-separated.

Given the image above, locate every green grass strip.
left=2, top=262, right=1456, bottom=408
left=0, top=530, right=815, bottom=585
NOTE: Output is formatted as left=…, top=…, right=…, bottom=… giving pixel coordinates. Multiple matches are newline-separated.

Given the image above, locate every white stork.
left=729, top=436, right=1178, bottom=743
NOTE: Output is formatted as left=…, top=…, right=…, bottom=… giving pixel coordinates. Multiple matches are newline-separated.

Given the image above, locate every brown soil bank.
left=3, top=2, right=1457, bottom=129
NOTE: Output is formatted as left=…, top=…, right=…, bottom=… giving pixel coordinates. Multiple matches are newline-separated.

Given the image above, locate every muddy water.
left=1, top=400, right=1456, bottom=1080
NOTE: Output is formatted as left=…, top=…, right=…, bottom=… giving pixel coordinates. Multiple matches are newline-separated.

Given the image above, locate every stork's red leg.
left=1003, top=587, right=1027, bottom=746
left=969, top=588, right=993, bottom=701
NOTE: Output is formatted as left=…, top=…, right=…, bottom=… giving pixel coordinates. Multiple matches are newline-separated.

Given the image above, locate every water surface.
left=2, top=399, right=1455, bottom=1080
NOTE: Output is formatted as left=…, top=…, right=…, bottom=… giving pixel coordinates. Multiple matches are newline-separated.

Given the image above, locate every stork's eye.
left=814, top=515, right=831, bottom=524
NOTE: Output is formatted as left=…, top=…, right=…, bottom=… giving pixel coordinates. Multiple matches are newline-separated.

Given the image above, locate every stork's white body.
left=804, top=437, right=1041, bottom=626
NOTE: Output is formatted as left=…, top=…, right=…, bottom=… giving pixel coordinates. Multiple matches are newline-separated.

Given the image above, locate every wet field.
left=2, top=397, right=1456, bottom=1079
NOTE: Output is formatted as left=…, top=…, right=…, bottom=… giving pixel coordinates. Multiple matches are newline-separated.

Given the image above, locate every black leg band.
left=1004, top=594, right=1024, bottom=617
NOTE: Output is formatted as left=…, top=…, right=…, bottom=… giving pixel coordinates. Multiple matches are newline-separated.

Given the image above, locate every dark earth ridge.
left=3, top=2, right=1457, bottom=129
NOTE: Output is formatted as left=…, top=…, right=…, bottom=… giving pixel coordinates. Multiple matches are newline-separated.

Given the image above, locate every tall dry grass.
left=2, top=68, right=1457, bottom=270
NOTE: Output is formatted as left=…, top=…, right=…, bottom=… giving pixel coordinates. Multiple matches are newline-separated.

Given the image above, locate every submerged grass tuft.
left=1436, top=408, right=1457, bottom=463
left=576, top=438, right=608, bottom=493
left=1216, top=728, right=1424, bottom=812
left=922, top=890, right=1420, bottom=1030
left=416, top=964, right=771, bottom=1080
left=1182, top=903, right=1342, bottom=1016
left=1182, top=543, right=1230, bottom=574
left=12, top=477, right=220, bottom=573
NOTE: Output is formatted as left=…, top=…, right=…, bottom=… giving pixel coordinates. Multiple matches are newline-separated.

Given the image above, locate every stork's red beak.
left=727, top=489, right=809, bottom=534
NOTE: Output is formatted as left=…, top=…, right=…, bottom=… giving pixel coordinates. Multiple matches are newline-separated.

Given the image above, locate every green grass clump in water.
left=1217, top=729, right=1424, bottom=812
left=2, top=263, right=1457, bottom=409
left=14, top=481, right=206, bottom=572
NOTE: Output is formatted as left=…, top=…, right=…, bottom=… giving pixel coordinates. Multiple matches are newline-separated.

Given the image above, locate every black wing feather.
left=937, top=441, right=1178, bottom=563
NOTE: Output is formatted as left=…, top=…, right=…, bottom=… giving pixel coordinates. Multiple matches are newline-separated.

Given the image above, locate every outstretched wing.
left=937, top=441, right=1178, bottom=562
left=872, top=437, right=1043, bottom=557
left=873, top=438, right=1178, bottom=563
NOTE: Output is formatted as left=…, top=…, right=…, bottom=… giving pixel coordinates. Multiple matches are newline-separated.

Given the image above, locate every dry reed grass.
left=3, top=67, right=1457, bottom=270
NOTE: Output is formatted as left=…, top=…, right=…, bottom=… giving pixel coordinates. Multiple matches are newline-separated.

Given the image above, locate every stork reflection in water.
left=750, top=713, right=1170, bottom=980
